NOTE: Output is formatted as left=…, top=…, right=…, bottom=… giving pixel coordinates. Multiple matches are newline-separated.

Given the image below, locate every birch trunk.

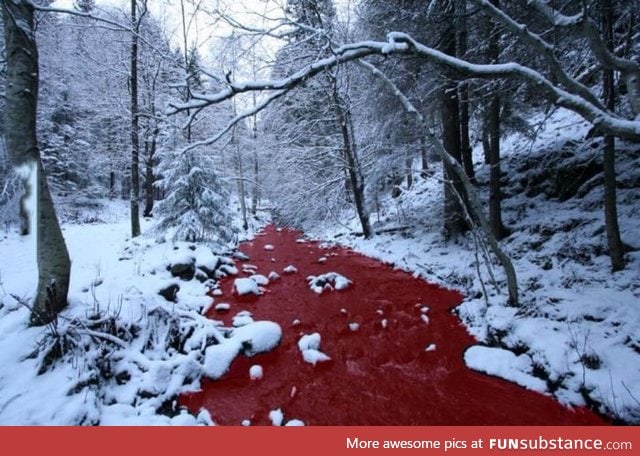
left=2, top=0, right=71, bottom=325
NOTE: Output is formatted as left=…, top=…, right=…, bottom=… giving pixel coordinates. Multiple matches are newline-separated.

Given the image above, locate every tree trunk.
left=143, top=129, right=157, bottom=218
left=130, top=0, right=141, bottom=237
left=487, top=0, right=506, bottom=239
left=233, top=126, right=249, bottom=231
left=441, top=81, right=468, bottom=238
left=419, top=135, right=429, bottom=178
left=405, top=157, right=413, bottom=190
left=251, top=103, right=260, bottom=216
left=441, top=21, right=469, bottom=238
left=2, top=0, right=71, bottom=325
left=19, top=180, right=31, bottom=235
left=109, top=171, right=116, bottom=199
left=601, top=0, right=625, bottom=271
left=331, top=79, right=371, bottom=238
left=459, top=81, right=475, bottom=180
left=457, top=0, right=475, bottom=181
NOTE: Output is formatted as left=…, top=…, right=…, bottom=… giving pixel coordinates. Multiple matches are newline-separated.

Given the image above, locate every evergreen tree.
left=153, top=147, right=237, bottom=247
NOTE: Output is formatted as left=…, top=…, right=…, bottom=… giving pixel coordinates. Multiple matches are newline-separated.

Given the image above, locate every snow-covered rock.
left=231, top=321, right=282, bottom=356
left=269, top=408, right=284, bottom=426
left=307, top=272, right=352, bottom=294
left=297, top=333, right=330, bottom=365
left=298, top=333, right=321, bottom=351
left=249, top=365, right=263, bottom=380
left=268, top=271, right=280, bottom=281
left=233, top=277, right=263, bottom=296
left=250, top=274, right=269, bottom=286
left=302, top=349, right=332, bottom=365
left=203, top=342, right=241, bottom=379
left=285, top=419, right=305, bottom=426
left=283, top=265, right=298, bottom=274
left=232, top=311, right=254, bottom=327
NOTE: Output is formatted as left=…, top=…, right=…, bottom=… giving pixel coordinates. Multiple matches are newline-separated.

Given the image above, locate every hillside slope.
left=314, top=109, right=640, bottom=423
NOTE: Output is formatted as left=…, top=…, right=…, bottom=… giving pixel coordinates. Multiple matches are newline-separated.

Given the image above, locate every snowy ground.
left=0, top=202, right=274, bottom=425
left=308, top=109, right=640, bottom=424
left=0, top=109, right=638, bottom=424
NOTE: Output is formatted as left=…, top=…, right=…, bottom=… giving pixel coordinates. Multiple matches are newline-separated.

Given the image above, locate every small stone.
left=158, top=283, right=179, bottom=302
left=249, top=365, right=263, bottom=380
left=170, top=262, right=195, bottom=281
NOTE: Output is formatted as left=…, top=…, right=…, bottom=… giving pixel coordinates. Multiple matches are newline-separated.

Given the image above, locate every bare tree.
left=486, top=0, right=506, bottom=240
left=600, top=0, right=625, bottom=271
left=129, top=0, right=148, bottom=238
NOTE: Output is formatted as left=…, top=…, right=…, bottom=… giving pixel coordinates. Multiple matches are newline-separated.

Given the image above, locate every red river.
left=180, top=226, right=605, bottom=425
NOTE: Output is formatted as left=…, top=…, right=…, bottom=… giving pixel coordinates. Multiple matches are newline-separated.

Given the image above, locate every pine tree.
left=153, top=147, right=237, bottom=248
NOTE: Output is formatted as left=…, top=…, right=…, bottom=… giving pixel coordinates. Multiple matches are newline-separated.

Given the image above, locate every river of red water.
left=180, top=226, right=605, bottom=425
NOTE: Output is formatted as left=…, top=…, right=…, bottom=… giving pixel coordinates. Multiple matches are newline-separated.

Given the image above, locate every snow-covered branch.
left=179, top=89, right=287, bottom=154
left=470, top=0, right=603, bottom=110
left=168, top=32, right=640, bottom=140
left=527, top=0, right=640, bottom=73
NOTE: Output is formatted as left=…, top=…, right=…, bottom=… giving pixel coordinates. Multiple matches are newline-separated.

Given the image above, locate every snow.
left=264, top=244, right=275, bottom=251
left=285, top=419, right=305, bottom=426
left=268, top=271, right=280, bottom=281
left=249, top=364, right=263, bottom=380
left=0, top=201, right=287, bottom=425
left=233, top=251, right=250, bottom=261
left=298, top=332, right=321, bottom=351
left=203, top=343, right=241, bottom=380
left=231, top=321, right=283, bottom=356
left=304, top=108, right=640, bottom=423
left=0, top=105, right=638, bottom=424
left=302, top=349, right=332, bottom=365
left=349, top=322, right=360, bottom=332
left=298, top=333, right=331, bottom=365
left=250, top=274, right=269, bottom=286
left=465, top=346, right=548, bottom=392
left=233, top=277, right=264, bottom=296
left=214, top=303, right=231, bottom=311
left=232, top=311, right=255, bottom=327
left=269, top=408, right=284, bottom=426
left=307, top=272, right=352, bottom=294
left=283, top=265, right=298, bottom=274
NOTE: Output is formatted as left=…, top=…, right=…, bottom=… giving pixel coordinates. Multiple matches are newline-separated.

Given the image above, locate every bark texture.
left=2, top=0, right=71, bottom=325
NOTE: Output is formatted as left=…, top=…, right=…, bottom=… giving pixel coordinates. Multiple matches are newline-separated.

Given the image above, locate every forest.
left=0, top=0, right=638, bottom=425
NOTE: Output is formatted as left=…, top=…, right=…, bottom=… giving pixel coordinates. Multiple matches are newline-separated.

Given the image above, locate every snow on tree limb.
left=470, top=0, right=604, bottom=111
left=167, top=31, right=640, bottom=140
left=527, top=0, right=640, bottom=73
